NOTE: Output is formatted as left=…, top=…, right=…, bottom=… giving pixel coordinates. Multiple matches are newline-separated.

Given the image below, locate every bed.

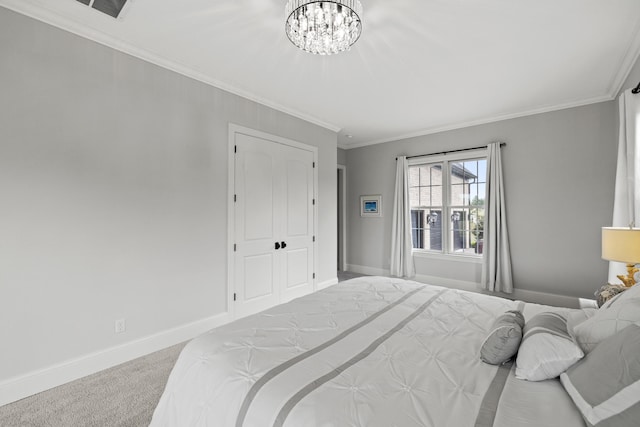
left=151, top=276, right=601, bottom=427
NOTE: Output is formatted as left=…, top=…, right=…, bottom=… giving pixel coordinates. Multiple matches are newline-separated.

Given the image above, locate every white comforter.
left=151, top=277, right=586, bottom=427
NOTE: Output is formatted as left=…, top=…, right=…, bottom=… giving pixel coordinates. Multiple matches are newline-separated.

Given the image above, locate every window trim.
left=408, top=148, right=487, bottom=262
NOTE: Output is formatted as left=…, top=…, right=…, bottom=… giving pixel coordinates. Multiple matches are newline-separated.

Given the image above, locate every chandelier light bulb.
left=285, top=0, right=363, bottom=55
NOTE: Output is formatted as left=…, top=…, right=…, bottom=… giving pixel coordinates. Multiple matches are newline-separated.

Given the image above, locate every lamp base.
left=616, top=263, right=639, bottom=287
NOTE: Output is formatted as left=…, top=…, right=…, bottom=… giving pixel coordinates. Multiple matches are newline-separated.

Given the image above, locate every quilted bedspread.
left=151, top=276, right=586, bottom=427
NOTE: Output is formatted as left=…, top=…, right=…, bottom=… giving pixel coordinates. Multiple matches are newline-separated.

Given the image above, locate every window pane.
left=451, top=159, right=487, bottom=207
left=478, top=161, right=487, bottom=183
left=476, top=183, right=486, bottom=205
left=452, top=158, right=486, bottom=254
left=409, top=166, right=419, bottom=184
left=419, top=187, right=431, bottom=207
left=427, top=209, right=442, bottom=251
left=450, top=209, right=470, bottom=254
left=419, top=166, right=430, bottom=186
left=409, top=186, right=419, bottom=208
left=449, top=207, right=485, bottom=254
left=410, top=208, right=442, bottom=251
left=451, top=184, right=465, bottom=205
left=465, top=161, right=478, bottom=176
left=409, top=163, right=443, bottom=208
left=431, top=185, right=442, bottom=206
left=409, top=163, right=444, bottom=252
left=470, top=184, right=478, bottom=204
left=411, top=210, right=425, bottom=249
left=430, top=165, right=442, bottom=186
left=471, top=207, right=485, bottom=254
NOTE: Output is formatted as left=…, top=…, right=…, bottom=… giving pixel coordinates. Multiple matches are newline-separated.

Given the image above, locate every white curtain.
left=609, top=90, right=640, bottom=281
left=390, top=156, right=415, bottom=278
left=481, top=142, right=513, bottom=293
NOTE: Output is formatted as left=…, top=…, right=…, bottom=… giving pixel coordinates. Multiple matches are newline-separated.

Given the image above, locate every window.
left=409, top=152, right=486, bottom=257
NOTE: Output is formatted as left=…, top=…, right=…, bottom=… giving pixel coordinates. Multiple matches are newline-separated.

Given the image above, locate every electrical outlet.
left=115, top=318, right=126, bottom=334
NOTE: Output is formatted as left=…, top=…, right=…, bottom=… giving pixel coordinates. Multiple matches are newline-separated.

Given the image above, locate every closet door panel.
left=234, top=133, right=281, bottom=318
left=242, top=151, right=274, bottom=241
left=279, top=146, right=314, bottom=303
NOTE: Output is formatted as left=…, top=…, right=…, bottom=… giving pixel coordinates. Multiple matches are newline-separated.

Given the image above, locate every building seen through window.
left=409, top=157, right=486, bottom=256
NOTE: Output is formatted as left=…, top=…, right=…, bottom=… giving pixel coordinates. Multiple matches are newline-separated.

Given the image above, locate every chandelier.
left=285, top=0, right=363, bottom=55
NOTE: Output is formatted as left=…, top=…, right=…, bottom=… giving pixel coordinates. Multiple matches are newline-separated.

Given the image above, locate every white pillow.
left=515, top=312, right=584, bottom=381
left=572, top=283, right=640, bottom=353
left=566, top=308, right=597, bottom=337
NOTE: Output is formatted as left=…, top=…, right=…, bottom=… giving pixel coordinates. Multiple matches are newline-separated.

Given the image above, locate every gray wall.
left=0, top=8, right=337, bottom=383
left=338, top=147, right=347, bottom=165
left=346, top=102, right=617, bottom=299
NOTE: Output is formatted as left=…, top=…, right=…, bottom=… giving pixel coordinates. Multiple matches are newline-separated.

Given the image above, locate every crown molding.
left=0, top=1, right=341, bottom=134
left=340, top=94, right=613, bottom=150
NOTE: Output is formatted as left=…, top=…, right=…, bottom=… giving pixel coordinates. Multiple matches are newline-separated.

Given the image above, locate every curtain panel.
left=609, top=89, right=640, bottom=281
left=481, top=142, right=514, bottom=293
left=390, top=156, right=415, bottom=278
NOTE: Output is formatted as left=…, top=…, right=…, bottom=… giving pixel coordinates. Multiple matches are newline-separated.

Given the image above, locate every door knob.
left=281, top=241, right=287, bottom=249
left=275, top=242, right=281, bottom=250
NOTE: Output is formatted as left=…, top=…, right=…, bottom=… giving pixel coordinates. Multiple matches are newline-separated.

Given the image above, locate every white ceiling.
left=3, top=0, right=640, bottom=148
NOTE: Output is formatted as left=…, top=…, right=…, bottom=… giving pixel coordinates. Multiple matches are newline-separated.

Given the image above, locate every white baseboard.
left=345, top=265, right=593, bottom=309
left=317, top=277, right=338, bottom=290
left=0, top=311, right=232, bottom=407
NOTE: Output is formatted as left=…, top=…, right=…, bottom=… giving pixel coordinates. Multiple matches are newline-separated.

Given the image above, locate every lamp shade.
left=602, top=227, right=640, bottom=263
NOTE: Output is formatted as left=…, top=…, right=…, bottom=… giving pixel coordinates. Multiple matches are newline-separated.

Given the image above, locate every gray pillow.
left=480, top=310, right=525, bottom=365
left=560, top=324, right=640, bottom=427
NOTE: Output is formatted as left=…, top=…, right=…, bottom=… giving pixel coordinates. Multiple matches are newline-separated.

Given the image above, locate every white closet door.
left=234, top=133, right=281, bottom=318
left=279, top=147, right=314, bottom=303
left=234, top=132, right=314, bottom=318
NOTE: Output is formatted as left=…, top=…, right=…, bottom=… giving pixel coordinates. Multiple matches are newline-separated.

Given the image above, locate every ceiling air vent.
left=75, top=0, right=128, bottom=19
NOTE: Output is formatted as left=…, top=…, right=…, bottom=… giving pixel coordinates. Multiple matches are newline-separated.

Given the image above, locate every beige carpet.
left=337, top=271, right=368, bottom=282
left=0, top=342, right=186, bottom=427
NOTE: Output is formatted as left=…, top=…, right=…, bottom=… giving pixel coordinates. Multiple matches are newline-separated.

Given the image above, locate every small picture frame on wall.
left=360, top=195, right=382, bottom=217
